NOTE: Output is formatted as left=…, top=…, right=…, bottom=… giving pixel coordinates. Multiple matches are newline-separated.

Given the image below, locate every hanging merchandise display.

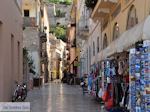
left=129, top=40, right=150, bottom=112
left=87, top=53, right=130, bottom=111
left=100, top=57, right=130, bottom=111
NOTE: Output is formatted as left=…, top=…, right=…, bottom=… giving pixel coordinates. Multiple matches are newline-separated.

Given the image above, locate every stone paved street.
left=25, top=83, right=105, bottom=112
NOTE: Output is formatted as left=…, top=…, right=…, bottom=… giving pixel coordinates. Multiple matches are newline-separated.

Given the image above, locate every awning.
left=98, top=15, right=150, bottom=61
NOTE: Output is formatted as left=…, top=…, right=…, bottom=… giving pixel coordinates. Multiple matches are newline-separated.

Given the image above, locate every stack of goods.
left=135, top=42, right=143, bottom=112
left=129, top=40, right=150, bottom=112
left=143, top=40, right=150, bottom=111
left=102, top=61, right=107, bottom=91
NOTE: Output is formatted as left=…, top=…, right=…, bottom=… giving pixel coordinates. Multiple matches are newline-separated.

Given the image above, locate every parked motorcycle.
left=12, top=82, right=27, bottom=102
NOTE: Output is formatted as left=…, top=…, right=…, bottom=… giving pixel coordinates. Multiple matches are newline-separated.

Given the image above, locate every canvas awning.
left=98, top=15, right=150, bottom=61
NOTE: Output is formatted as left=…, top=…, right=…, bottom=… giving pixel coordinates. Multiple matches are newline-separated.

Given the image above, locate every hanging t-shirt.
left=88, top=75, right=92, bottom=86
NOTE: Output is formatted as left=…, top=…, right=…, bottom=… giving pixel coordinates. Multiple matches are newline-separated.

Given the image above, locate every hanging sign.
left=74, top=61, right=78, bottom=66
left=77, top=62, right=81, bottom=66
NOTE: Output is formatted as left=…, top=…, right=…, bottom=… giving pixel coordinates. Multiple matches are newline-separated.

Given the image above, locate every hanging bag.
left=106, top=86, right=113, bottom=109
left=98, top=88, right=103, bottom=98
left=120, top=96, right=125, bottom=107
left=102, top=90, right=108, bottom=102
left=106, top=95, right=113, bottom=109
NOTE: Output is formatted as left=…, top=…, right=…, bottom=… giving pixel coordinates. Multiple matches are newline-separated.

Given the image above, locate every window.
left=89, top=46, right=91, bottom=66
left=24, top=10, right=29, bottom=17
left=97, top=37, right=100, bottom=53
left=103, top=34, right=108, bottom=49
left=18, top=42, right=20, bottom=81
left=113, top=23, right=120, bottom=40
left=93, top=42, right=95, bottom=56
left=11, top=35, right=14, bottom=80
left=127, top=5, right=138, bottom=30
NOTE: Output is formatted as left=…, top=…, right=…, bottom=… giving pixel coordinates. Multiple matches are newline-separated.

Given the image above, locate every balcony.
left=40, top=32, right=47, bottom=43
left=91, top=0, right=118, bottom=20
left=23, top=17, right=36, bottom=27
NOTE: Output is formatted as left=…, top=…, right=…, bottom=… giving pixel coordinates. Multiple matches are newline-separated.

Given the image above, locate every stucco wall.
left=46, top=3, right=72, bottom=27
left=23, top=27, right=40, bottom=75
left=0, top=0, right=23, bottom=101
left=87, top=21, right=101, bottom=71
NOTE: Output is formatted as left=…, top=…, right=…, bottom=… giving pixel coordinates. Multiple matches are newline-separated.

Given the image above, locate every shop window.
left=127, top=5, right=138, bottom=30
left=97, top=37, right=100, bottom=53
left=103, top=34, right=108, bottom=49
left=93, top=41, right=95, bottom=56
left=113, top=23, right=120, bottom=40
left=24, top=10, right=29, bottom=17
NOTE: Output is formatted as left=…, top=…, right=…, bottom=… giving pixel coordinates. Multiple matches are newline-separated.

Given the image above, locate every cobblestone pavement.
left=25, top=83, right=105, bottom=112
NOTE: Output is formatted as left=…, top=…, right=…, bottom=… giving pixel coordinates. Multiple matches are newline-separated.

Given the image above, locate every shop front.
left=88, top=16, right=150, bottom=112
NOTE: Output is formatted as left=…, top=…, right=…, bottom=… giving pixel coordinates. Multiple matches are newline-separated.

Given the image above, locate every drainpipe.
left=35, top=0, right=38, bottom=25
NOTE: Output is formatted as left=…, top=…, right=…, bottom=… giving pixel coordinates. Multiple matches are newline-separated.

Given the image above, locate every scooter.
left=80, top=78, right=88, bottom=95
left=21, top=83, right=27, bottom=101
left=12, top=82, right=27, bottom=102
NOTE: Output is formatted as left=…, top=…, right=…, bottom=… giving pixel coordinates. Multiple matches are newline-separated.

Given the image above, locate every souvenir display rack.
left=129, top=40, right=150, bottom=112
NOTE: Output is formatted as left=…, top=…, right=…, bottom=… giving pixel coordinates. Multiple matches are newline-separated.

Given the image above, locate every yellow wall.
left=100, top=0, right=150, bottom=48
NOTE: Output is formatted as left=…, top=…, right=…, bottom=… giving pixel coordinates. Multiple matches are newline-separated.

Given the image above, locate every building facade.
left=23, top=0, right=50, bottom=83
left=67, top=0, right=81, bottom=78
left=22, top=0, right=41, bottom=77
left=49, top=34, right=67, bottom=80
left=0, top=0, right=23, bottom=101
left=91, top=0, right=150, bottom=60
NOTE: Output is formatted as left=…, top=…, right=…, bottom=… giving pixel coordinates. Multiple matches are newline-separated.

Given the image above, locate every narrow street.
left=25, top=83, right=105, bottom=112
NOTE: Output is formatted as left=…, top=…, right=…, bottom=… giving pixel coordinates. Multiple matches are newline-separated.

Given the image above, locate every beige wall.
left=22, top=4, right=36, bottom=17
left=0, top=0, right=23, bottom=101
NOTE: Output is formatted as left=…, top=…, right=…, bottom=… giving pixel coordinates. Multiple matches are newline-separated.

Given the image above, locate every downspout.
left=35, top=0, right=38, bottom=25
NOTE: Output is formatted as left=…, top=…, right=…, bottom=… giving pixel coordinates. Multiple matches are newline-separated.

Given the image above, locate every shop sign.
left=74, top=61, right=78, bottom=66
